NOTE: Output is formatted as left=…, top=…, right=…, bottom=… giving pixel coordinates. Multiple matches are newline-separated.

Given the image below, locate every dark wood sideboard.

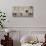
left=1, top=33, right=13, bottom=46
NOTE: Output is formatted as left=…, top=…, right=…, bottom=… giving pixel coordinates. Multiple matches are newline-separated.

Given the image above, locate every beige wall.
left=0, top=0, right=46, bottom=46
left=0, top=0, right=46, bottom=28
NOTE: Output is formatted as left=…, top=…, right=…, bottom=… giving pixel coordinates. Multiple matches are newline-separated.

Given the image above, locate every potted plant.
left=0, top=10, right=6, bottom=28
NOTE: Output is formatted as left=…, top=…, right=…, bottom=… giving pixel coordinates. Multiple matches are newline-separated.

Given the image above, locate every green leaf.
left=3, top=16, right=6, bottom=17
left=4, top=13, right=5, bottom=14
left=0, top=12, right=2, bottom=13
left=1, top=19, right=6, bottom=21
left=1, top=25, right=3, bottom=28
left=0, top=21, right=1, bottom=23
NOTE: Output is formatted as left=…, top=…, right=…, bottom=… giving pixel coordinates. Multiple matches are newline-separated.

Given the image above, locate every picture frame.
left=12, top=6, right=33, bottom=17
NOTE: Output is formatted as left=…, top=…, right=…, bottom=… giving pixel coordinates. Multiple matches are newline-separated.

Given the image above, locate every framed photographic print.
left=12, top=6, right=33, bottom=17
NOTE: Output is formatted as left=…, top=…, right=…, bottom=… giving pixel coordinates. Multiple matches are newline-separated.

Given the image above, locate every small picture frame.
left=12, top=6, right=33, bottom=17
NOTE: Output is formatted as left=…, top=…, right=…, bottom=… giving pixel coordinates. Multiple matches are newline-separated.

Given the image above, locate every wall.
left=0, top=0, right=46, bottom=28
left=0, top=1, right=46, bottom=46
